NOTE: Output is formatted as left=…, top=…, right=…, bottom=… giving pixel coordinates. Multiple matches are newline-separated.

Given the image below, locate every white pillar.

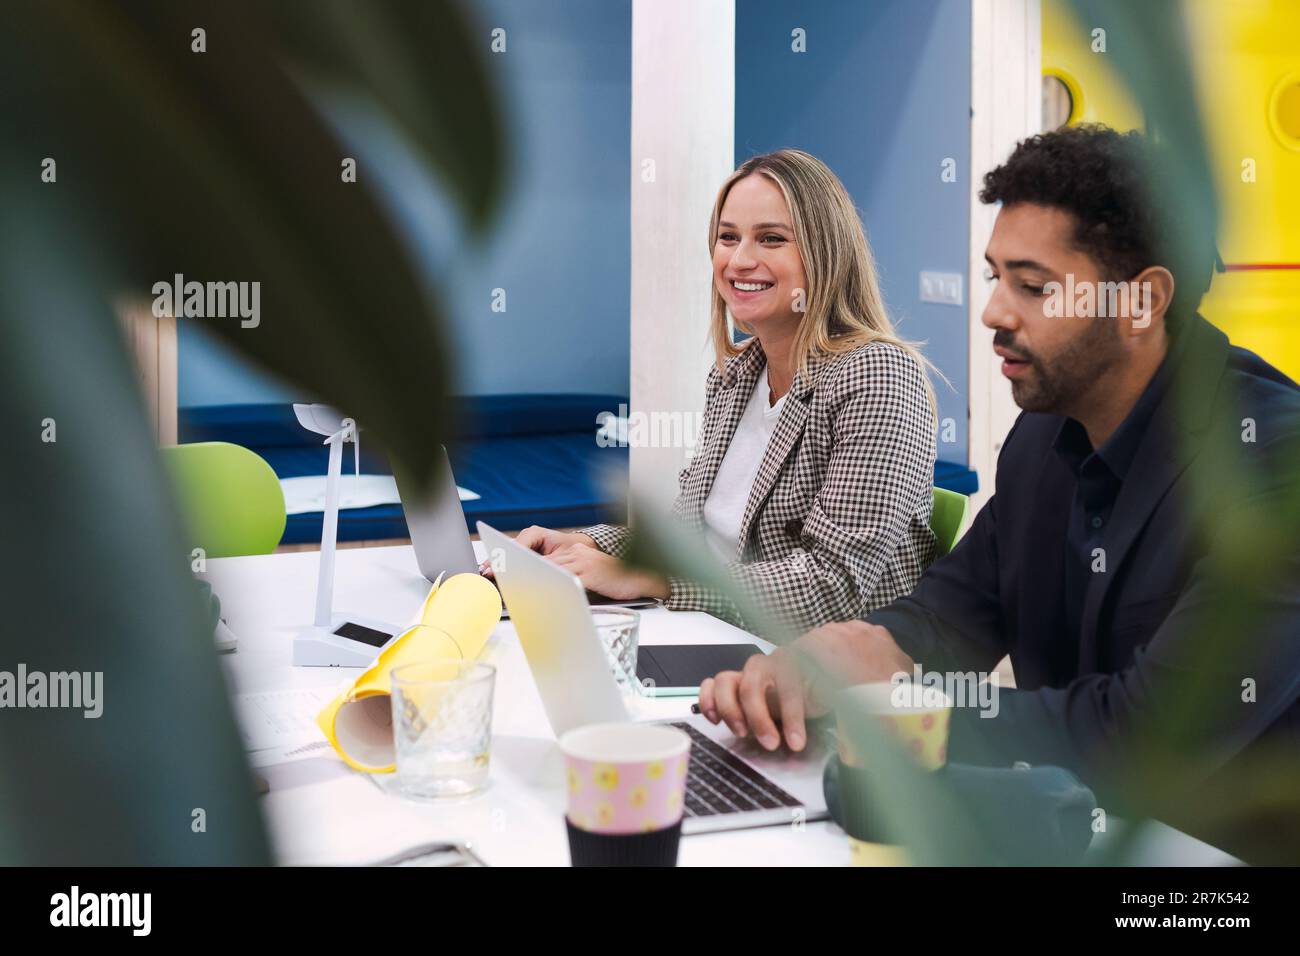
left=628, top=0, right=735, bottom=518
left=967, top=0, right=1042, bottom=511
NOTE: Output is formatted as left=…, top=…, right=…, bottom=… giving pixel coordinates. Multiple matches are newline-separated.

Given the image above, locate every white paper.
left=234, top=687, right=337, bottom=752
left=245, top=738, right=338, bottom=769
left=279, top=474, right=480, bottom=515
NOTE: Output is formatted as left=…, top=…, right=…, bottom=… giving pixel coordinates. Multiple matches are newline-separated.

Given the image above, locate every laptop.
left=477, top=521, right=830, bottom=835
left=393, top=448, right=480, bottom=583
left=394, top=451, right=658, bottom=614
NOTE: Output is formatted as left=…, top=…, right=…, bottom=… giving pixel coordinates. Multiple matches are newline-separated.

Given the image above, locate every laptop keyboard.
left=671, top=722, right=803, bottom=817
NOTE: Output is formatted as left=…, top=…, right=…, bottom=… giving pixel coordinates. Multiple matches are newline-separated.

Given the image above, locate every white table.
left=203, top=544, right=1239, bottom=867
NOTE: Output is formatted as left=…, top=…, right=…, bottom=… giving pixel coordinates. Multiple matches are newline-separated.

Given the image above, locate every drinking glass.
left=389, top=658, right=496, bottom=799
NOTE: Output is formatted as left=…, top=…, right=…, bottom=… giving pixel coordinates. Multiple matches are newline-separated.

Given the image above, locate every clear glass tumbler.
left=590, top=607, right=641, bottom=692
left=389, top=659, right=496, bottom=799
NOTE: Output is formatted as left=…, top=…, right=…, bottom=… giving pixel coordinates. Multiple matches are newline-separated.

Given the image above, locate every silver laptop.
left=396, top=452, right=657, bottom=614
left=393, top=448, right=480, bottom=584
left=477, top=521, right=829, bottom=835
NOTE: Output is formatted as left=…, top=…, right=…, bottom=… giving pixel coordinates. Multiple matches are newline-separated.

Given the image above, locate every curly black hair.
left=980, top=124, right=1215, bottom=326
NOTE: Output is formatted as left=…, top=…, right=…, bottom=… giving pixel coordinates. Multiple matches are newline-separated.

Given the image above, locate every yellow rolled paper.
left=316, top=573, right=502, bottom=773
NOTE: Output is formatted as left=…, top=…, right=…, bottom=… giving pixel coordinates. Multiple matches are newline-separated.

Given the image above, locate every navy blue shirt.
left=1053, top=331, right=1188, bottom=649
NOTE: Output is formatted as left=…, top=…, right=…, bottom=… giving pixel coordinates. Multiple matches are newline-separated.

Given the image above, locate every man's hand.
left=697, top=621, right=915, bottom=752
left=548, top=543, right=670, bottom=601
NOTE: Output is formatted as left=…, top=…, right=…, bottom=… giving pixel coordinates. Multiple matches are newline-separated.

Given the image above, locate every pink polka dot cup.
left=559, top=723, right=691, bottom=866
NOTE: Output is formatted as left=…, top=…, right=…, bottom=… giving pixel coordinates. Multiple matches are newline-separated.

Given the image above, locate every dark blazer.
left=868, top=314, right=1300, bottom=823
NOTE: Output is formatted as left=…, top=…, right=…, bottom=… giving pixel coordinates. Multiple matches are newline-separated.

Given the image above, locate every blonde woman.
left=512, top=149, right=938, bottom=635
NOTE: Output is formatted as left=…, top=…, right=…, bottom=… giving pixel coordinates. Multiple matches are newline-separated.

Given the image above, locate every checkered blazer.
left=584, top=338, right=937, bottom=639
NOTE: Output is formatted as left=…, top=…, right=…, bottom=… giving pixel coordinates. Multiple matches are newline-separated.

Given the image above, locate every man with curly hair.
left=698, top=126, right=1300, bottom=831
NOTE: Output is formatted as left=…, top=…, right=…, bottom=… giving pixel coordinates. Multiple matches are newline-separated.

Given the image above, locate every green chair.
left=929, top=486, right=970, bottom=558
left=162, top=441, right=286, bottom=558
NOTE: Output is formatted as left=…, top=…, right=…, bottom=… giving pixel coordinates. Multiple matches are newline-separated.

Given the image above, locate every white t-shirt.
left=702, top=365, right=787, bottom=563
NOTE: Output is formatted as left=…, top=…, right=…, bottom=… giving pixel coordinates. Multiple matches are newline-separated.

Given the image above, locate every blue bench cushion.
left=179, top=399, right=629, bottom=544
left=178, top=400, right=977, bottom=545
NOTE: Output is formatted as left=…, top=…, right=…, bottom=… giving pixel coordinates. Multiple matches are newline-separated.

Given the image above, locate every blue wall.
left=181, top=0, right=973, bottom=468
left=735, top=0, right=971, bottom=463
left=179, top=326, right=293, bottom=406
left=179, top=0, right=632, bottom=406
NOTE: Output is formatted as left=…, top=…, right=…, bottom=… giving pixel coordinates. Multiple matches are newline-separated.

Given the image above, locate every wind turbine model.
left=291, top=404, right=397, bottom=666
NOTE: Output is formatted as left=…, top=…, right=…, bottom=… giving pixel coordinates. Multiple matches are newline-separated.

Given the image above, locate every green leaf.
left=1, top=0, right=506, bottom=862
left=7, top=0, right=507, bottom=485
left=0, top=205, right=271, bottom=863
left=264, top=0, right=508, bottom=233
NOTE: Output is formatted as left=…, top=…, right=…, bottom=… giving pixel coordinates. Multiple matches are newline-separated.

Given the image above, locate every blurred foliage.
left=2, top=0, right=1293, bottom=867
left=1068, top=0, right=1300, bottom=866
left=0, top=0, right=503, bottom=862
left=626, top=0, right=1299, bottom=865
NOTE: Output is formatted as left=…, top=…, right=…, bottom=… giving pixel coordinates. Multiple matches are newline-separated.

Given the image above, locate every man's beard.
left=997, top=318, right=1123, bottom=414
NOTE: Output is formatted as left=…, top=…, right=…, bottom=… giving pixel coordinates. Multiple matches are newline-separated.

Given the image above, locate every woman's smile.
left=729, top=278, right=776, bottom=298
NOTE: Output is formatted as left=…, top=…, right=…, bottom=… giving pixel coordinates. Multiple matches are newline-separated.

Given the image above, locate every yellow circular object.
left=1043, top=66, right=1085, bottom=127
left=1267, top=71, right=1300, bottom=152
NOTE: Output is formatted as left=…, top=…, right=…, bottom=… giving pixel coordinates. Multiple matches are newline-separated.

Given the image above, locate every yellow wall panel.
left=1043, top=0, right=1300, bottom=381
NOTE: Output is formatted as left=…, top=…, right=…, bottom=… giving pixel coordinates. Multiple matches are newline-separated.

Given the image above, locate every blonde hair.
left=707, top=149, right=940, bottom=412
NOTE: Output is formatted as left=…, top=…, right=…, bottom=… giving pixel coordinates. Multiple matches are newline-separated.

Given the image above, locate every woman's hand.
left=548, top=543, right=671, bottom=602
left=480, top=526, right=596, bottom=577
left=515, top=525, right=596, bottom=554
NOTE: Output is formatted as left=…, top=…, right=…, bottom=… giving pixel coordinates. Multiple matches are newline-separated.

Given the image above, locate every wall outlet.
left=919, top=271, right=963, bottom=306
